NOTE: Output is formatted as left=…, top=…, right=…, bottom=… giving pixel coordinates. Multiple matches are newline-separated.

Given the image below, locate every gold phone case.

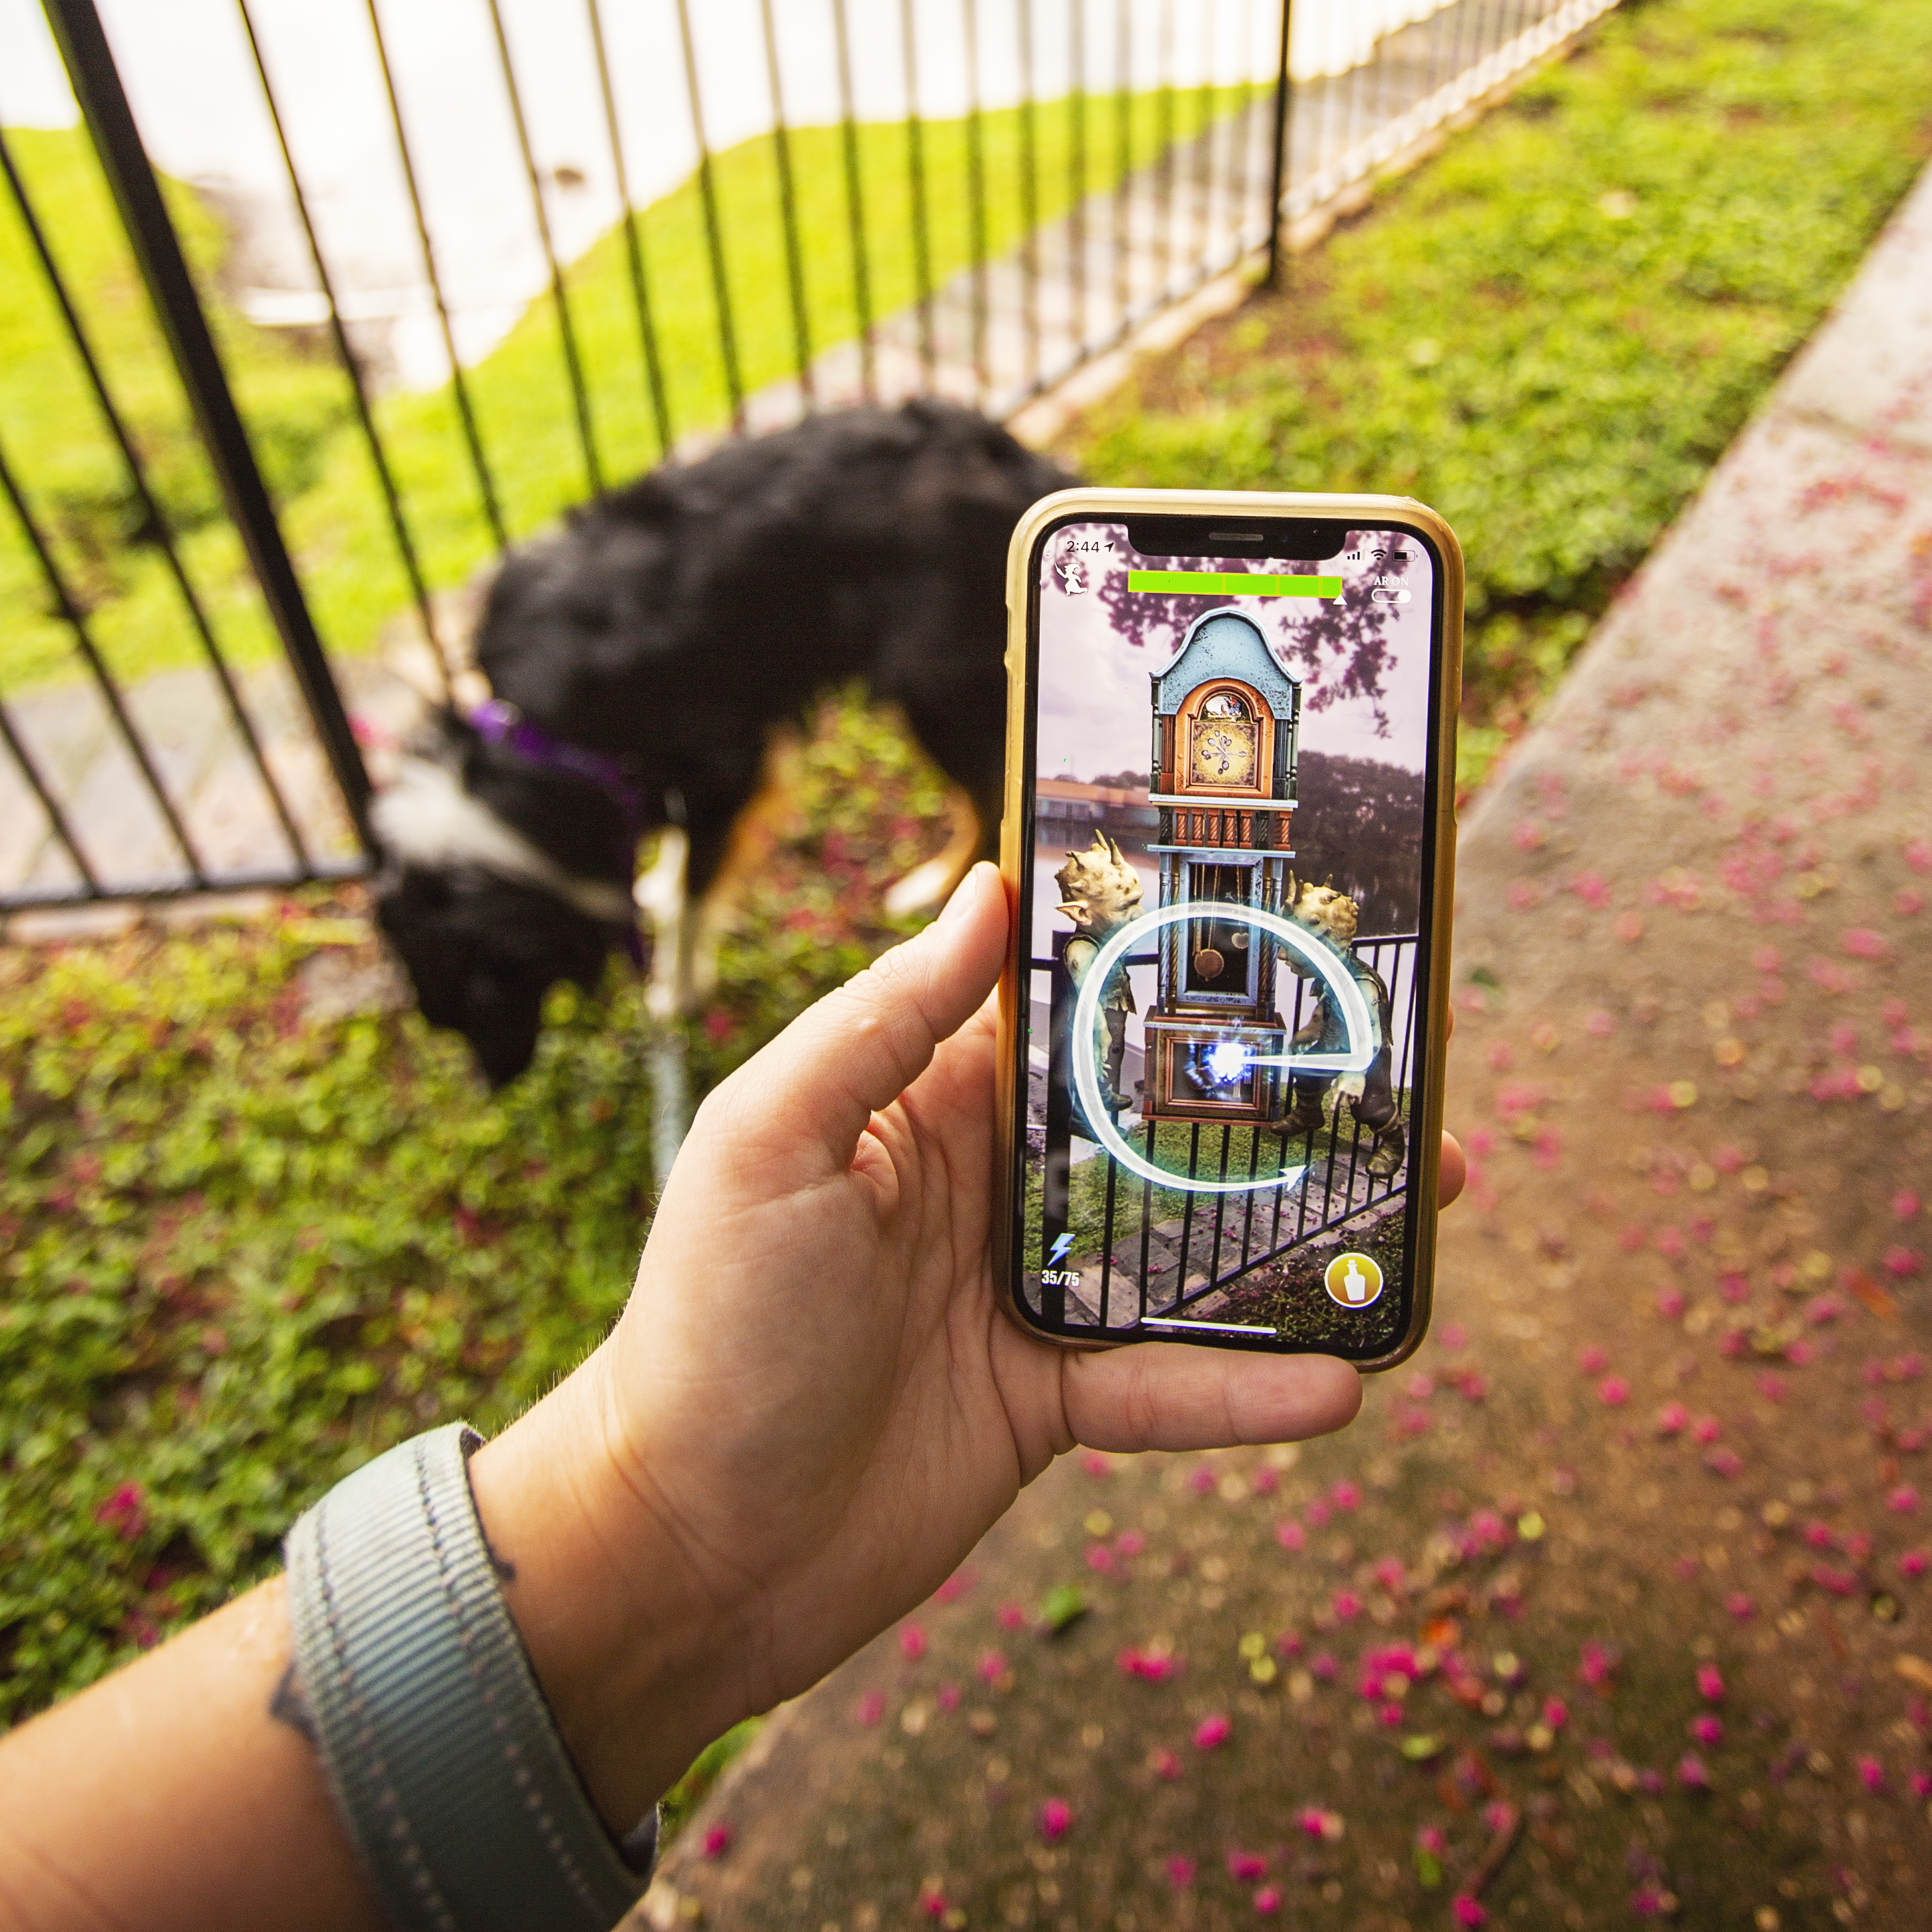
left=993, top=488, right=1464, bottom=1373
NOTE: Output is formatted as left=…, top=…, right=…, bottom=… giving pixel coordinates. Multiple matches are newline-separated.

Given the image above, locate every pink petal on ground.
left=900, top=1623, right=927, bottom=1661
left=1452, top=1895, right=1488, bottom=1927
left=1275, top=1520, right=1306, bottom=1552
left=976, top=1650, right=1008, bottom=1684
left=1252, top=1887, right=1282, bottom=1915
left=1226, top=1850, right=1270, bottom=1883
left=1578, top=1345, right=1609, bottom=1374
left=1858, top=1755, right=1885, bottom=1792
left=1690, top=1715, right=1723, bottom=1746
left=703, top=1824, right=733, bottom=1858
left=1039, top=1798, right=1072, bottom=1841
left=1193, top=1714, right=1231, bottom=1750
left=1166, top=1856, right=1195, bottom=1888
left=856, top=1691, right=886, bottom=1726
left=1889, top=1485, right=1921, bottom=1514
left=1597, top=1376, right=1631, bottom=1407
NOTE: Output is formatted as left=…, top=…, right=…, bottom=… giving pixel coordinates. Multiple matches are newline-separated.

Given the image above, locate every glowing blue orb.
left=1205, top=1040, right=1251, bottom=1083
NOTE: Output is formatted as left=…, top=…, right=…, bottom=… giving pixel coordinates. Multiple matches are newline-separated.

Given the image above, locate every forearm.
left=0, top=1577, right=380, bottom=1932
left=0, top=1352, right=740, bottom=1932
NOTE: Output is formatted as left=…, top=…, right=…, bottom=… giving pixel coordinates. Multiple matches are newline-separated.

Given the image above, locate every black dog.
left=374, top=400, right=1074, bottom=1087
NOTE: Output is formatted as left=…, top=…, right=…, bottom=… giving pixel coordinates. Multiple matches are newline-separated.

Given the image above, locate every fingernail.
left=939, top=863, right=988, bottom=926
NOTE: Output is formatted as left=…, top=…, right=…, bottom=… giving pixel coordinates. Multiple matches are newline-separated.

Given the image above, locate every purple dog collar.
left=468, top=699, right=647, bottom=839
left=466, top=700, right=647, bottom=968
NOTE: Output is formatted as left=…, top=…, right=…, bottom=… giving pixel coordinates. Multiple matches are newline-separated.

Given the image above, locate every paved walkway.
left=633, top=162, right=1932, bottom=1931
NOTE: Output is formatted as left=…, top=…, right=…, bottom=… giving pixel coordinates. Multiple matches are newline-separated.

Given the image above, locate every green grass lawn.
left=0, top=83, right=1255, bottom=695
left=1068, top=0, right=1932, bottom=785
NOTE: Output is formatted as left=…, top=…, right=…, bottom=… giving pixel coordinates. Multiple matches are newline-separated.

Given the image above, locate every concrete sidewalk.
left=635, top=164, right=1932, bottom=1930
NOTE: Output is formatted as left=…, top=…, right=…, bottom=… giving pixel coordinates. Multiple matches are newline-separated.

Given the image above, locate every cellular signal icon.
left=1343, top=547, right=1361, bottom=562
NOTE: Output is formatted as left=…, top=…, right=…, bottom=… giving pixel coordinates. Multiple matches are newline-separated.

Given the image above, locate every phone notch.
left=1125, top=514, right=1351, bottom=561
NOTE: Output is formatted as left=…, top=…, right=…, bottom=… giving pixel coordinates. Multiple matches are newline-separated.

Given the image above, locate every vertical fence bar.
left=0, top=115, right=316, bottom=856
left=962, top=0, right=990, bottom=404
left=673, top=0, right=745, bottom=430
left=362, top=0, right=506, bottom=550
left=759, top=0, right=817, bottom=408
left=1017, top=0, right=1041, bottom=392
left=1068, top=0, right=1088, bottom=359
left=0, top=691, right=99, bottom=896
left=831, top=0, right=876, bottom=402
left=1259, top=0, right=1291, bottom=282
left=586, top=0, right=674, bottom=460
left=1191, top=0, right=1217, bottom=279
left=235, top=0, right=448, bottom=713
left=1156, top=0, right=1176, bottom=297
left=1137, top=1123, right=1155, bottom=1325
left=484, top=0, right=602, bottom=495
left=1097, top=1150, right=1117, bottom=1324
left=899, top=0, right=937, bottom=382
left=0, top=435, right=208, bottom=883
left=1112, top=0, right=1132, bottom=339
left=42, top=0, right=371, bottom=846
left=1235, top=0, right=1262, bottom=249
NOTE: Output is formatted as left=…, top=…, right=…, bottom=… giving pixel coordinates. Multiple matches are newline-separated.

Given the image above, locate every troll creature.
left=1281, top=876, right=1406, bottom=1179
left=1055, top=831, right=1144, bottom=1124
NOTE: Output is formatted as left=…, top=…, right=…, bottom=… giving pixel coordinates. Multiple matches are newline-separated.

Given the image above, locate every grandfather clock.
left=1142, top=609, right=1301, bottom=1124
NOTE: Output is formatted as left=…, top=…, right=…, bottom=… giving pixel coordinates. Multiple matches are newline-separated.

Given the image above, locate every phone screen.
left=1011, top=514, right=1451, bottom=1359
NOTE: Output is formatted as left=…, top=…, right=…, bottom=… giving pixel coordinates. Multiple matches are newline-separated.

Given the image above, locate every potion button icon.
left=1324, top=1251, right=1385, bottom=1309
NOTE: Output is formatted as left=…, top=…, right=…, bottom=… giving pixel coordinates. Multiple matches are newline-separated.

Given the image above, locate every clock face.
left=1189, top=695, right=1258, bottom=788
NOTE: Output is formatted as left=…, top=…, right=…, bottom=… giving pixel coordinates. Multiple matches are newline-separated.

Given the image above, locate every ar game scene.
left=1021, top=521, right=1439, bottom=1354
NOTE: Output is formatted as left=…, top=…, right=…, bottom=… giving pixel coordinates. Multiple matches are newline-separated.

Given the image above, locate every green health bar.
left=1127, top=569, right=1342, bottom=598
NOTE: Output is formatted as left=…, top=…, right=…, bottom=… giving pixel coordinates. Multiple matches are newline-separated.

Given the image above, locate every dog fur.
left=374, top=400, right=1075, bottom=1087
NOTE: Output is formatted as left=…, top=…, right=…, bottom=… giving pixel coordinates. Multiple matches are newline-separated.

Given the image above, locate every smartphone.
left=994, top=491, right=1462, bottom=1369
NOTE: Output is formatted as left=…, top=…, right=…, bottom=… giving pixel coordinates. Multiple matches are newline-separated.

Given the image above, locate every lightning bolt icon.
left=1047, top=1233, right=1075, bottom=1268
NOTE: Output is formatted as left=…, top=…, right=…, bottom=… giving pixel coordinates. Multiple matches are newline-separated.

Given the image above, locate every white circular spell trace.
left=1068, top=902, right=1382, bottom=1197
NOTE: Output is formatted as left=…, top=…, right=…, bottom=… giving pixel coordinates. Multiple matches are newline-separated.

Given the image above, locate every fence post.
left=1264, top=0, right=1294, bottom=288
left=40, top=0, right=373, bottom=850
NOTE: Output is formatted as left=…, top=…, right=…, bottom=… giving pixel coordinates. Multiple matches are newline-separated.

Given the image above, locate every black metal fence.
left=1035, top=928, right=1419, bottom=1328
left=1, top=0, right=1613, bottom=915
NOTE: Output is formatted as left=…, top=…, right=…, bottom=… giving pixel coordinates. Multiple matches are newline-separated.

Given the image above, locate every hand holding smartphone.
left=996, top=492, right=1462, bottom=1369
